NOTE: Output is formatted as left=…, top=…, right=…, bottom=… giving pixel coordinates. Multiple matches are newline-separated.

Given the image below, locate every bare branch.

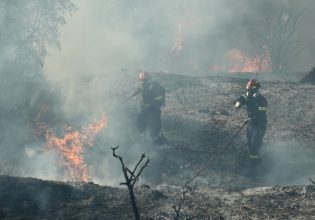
left=132, top=152, right=145, bottom=174
left=173, top=204, right=182, bottom=220
left=283, top=8, right=306, bottom=45
left=257, top=1, right=307, bottom=72
left=185, top=182, right=199, bottom=195
left=111, top=146, right=150, bottom=220
left=111, top=146, right=120, bottom=158
left=309, top=177, right=315, bottom=185
left=126, top=168, right=137, bottom=179
left=173, top=182, right=200, bottom=220
left=132, top=157, right=150, bottom=186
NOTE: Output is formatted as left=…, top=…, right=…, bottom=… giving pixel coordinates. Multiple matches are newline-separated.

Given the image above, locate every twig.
left=173, top=182, right=199, bottom=220
left=111, top=146, right=150, bottom=220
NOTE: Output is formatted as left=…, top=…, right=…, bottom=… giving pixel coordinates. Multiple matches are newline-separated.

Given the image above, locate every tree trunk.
left=127, top=183, right=140, bottom=220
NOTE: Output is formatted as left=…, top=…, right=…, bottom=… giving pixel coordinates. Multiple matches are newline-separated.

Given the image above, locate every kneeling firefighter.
left=235, top=79, right=268, bottom=160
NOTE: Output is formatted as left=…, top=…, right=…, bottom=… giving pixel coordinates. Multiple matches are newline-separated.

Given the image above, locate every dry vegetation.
left=1, top=72, right=315, bottom=219
left=1, top=175, right=315, bottom=219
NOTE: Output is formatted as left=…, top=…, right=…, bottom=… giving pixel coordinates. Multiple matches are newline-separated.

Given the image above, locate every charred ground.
left=111, top=72, right=315, bottom=187
left=1, top=72, right=315, bottom=219
left=1, top=175, right=315, bottom=219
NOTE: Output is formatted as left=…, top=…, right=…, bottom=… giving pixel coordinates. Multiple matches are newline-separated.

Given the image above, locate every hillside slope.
left=1, top=175, right=315, bottom=219
left=1, top=73, right=315, bottom=219
left=111, top=73, right=315, bottom=187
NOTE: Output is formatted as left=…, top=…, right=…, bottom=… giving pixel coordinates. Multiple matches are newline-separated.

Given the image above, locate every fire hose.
left=184, top=120, right=248, bottom=187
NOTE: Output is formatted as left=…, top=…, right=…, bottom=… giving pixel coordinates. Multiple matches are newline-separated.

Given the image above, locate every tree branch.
left=111, top=146, right=150, bottom=220
left=132, top=157, right=150, bottom=186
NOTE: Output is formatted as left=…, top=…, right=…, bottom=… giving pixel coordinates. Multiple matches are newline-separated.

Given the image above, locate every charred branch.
left=111, top=146, right=150, bottom=220
left=173, top=183, right=199, bottom=220
left=254, top=0, right=307, bottom=72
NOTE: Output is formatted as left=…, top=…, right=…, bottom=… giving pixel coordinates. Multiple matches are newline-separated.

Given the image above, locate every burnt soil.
left=1, top=175, right=315, bottom=219
left=1, top=72, right=315, bottom=219
left=112, top=72, right=315, bottom=188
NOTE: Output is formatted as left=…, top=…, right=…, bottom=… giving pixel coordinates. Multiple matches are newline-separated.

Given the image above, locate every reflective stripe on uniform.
left=155, top=96, right=163, bottom=100
left=258, top=106, right=267, bottom=111
left=249, top=154, right=260, bottom=159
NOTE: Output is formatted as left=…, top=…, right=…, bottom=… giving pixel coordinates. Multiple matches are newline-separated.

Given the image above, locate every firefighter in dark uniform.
left=135, top=71, right=166, bottom=143
left=235, top=79, right=268, bottom=160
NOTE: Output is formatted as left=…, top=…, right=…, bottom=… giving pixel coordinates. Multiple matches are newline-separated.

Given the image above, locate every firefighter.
left=235, top=79, right=268, bottom=160
left=134, top=71, right=166, bottom=143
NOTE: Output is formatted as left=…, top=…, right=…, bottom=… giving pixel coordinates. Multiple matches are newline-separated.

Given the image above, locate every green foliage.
left=0, top=0, right=76, bottom=74
left=0, top=1, right=76, bottom=167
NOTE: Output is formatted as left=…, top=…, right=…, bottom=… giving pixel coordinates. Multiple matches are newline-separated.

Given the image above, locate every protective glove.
left=244, top=117, right=251, bottom=123
left=235, top=101, right=241, bottom=109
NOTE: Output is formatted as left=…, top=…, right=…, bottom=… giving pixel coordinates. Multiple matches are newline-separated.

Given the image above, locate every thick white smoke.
left=2, top=0, right=315, bottom=186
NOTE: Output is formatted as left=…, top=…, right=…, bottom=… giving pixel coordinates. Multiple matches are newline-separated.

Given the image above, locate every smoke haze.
left=45, top=0, right=315, bottom=78
left=44, top=0, right=315, bottom=130
left=0, top=0, right=315, bottom=187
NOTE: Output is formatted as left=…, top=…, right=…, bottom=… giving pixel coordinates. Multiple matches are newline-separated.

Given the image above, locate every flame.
left=227, top=49, right=271, bottom=73
left=210, top=48, right=271, bottom=73
left=45, top=115, right=107, bottom=182
left=171, top=23, right=183, bottom=55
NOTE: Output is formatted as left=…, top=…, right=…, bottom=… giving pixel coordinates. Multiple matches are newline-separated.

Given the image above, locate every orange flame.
left=45, top=115, right=107, bottom=182
left=227, top=49, right=271, bottom=73
left=210, top=48, right=271, bottom=73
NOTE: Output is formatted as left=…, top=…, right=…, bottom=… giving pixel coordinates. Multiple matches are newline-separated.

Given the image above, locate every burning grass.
left=210, top=48, right=271, bottom=73
left=44, top=115, right=107, bottom=182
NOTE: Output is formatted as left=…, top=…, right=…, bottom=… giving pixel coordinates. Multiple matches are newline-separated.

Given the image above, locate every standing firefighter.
left=127, top=71, right=166, bottom=143
left=235, top=79, right=268, bottom=160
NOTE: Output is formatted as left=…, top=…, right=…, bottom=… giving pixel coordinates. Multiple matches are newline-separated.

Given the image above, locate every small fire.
left=227, top=49, right=271, bottom=73
left=45, top=115, right=107, bottom=182
left=210, top=48, right=271, bottom=73
left=172, top=23, right=183, bottom=55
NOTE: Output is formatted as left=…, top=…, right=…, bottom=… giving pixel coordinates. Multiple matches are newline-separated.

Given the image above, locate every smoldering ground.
left=1, top=0, right=315, bottom=188
left=3, top=73, right=315, bottom=187
left=260, top=143, right=315, bottom=186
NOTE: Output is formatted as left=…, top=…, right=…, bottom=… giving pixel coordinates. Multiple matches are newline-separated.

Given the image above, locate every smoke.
left=45, top=0, right=251, bottom=75
left=1, top=0, right=315, bottom=187
left=23, top=144, right=60, bottom=180
left=44, top=0, right=315, bottom=89
left=42, top=0, right=315, bottom=186
left=261, top=143, right=315, bottom=186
